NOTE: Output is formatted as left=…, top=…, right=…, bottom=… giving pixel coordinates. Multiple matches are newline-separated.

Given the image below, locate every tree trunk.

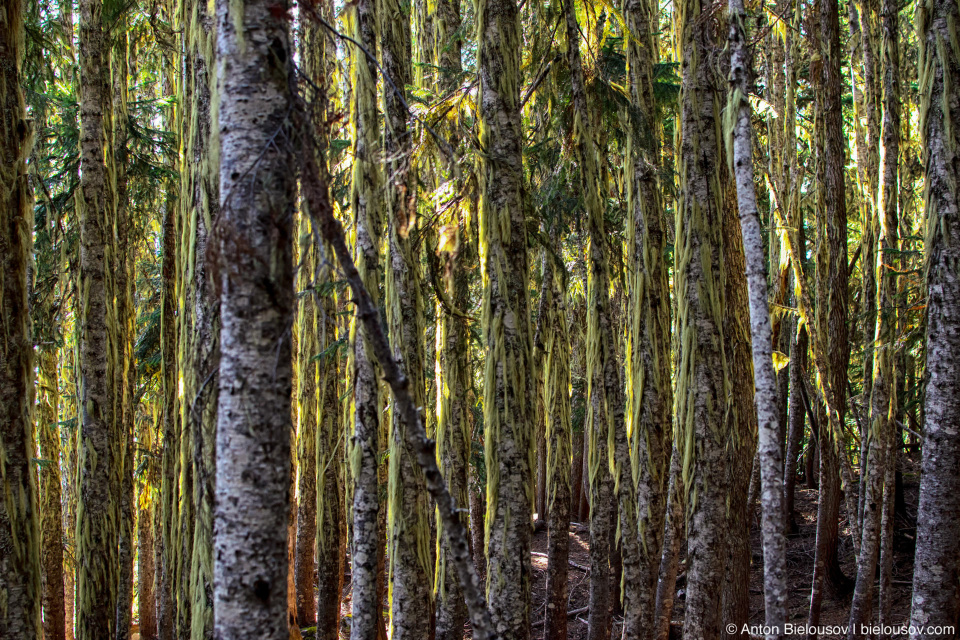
left=727, top=1, right=789, bottom=632
left=0, top=0, right=42, bottom=633
left=544, top=247, right=572, bottom=640
left=39, top=346, right=66, bottom=640
left=294, top=210, right=319, bottom=628
left=623, top=0, right=674, bottom=631
left=211, top=0, right=296, bottom=635
left=76, top=0, right=118, bottom=633
left=380, top=0, right=435, bottom=634
left=654, top=446, right=684, bottom=640
left=562, top=4, right=628, bottom=638
left=784, top=325, right=807, bottom=533
left=477, top=0, right=535, bottom=632
left=807, top=0, right=853, bottom=627
left=909, top=0, right=960, bottom=632
left=675, top=0, right=734, bottom=634
left=346, top=0, right=385, bottom=633
left=849, top=0, right=900, bottom=630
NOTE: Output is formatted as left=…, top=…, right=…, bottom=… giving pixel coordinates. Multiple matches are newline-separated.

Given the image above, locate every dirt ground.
left=526, top=459, right=920, bottom=640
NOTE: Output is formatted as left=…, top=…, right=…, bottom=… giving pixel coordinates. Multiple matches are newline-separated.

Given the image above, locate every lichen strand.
left=477, top=0, right=535, bottom=633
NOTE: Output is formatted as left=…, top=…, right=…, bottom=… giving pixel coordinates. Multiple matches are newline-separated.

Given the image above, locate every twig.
left=530, top=551, right=590, bottom=572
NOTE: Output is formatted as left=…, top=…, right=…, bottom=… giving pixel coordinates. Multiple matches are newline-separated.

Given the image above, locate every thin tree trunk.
left=784, top=326, right=808, bottom=533
left=477, top=0, right=536, bottom=631
left=380, top=0, right=435, bottom=633
left=39, top=345, right=66, bottom=640
left=112, top=21, right=135, bottom=640
left=623, top=0, right=674, bottom=631
left=345, top=0, right=385, bottom=633
left=158, top=37, right=180, bottom=640
left=211, top=0, right=296, bottom=635
left=0, top=0, right=42, bottom=632
left=909, top=0, right=960, bottom=632
left=562, top=4, right=629, bottom=638
left=727, top=2, right=789, bottom=632
left=544, top=249, right=572, bottom=640
left=654, top=446, right=683, bottom=640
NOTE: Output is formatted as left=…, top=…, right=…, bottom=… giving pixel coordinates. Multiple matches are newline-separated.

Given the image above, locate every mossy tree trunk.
left=623, top=0, right=674, bottom=632
left=380, top=0, right=435, bottom=633
left=76, top=0, right=118, bottom=634
left=347, top=0, right=387, bottom=633
left=674, top=0, right=735, bottom=634
left=477, top=0, right=536, bottom=630
left=0, top=0, right=42, bottom=633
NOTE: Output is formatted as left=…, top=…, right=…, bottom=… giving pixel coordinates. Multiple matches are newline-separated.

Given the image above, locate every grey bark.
left=211, top=0, right=297, bottom=635
left=909, top=0, right=960, bottom=633
left=726, top=2, right=788, bottom=634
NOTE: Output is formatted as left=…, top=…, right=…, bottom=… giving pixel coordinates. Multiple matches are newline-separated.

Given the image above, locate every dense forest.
left=2, top=0, right=960, bottom=635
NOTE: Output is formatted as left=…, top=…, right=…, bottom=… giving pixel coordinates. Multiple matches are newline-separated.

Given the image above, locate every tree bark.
left=909, top=0, right=960, bottom=633
left=675, top=0, right=734, bottom=634
left=344, top=0, right=385, bottom=634
left=477, top=0, right=536, bottom=632
left=76, top=0, right=118, bottom=633
left=544, top=250, right=572, bottom=640
left=726, top=1, right=789, bottom=633
left=0, top=0, right=42, bottom=632
left=39, top=346, right=66, bottom=640
left=380, top=0, right=436, bottom=633
left=211, top=0, right=296, bottom=635
left=623, top=0, right=674, bottom=632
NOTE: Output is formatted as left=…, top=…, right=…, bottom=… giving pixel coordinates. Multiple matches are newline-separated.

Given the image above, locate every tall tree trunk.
left=158, top=28, right=180, bottom=639
left=39, top=345, right=67, bottom=640
left=179, top=1, right=221, bottom=636
left=849, top=0, right=900, bottom=630
left=807, top=0, right=853, bottom=627
left=875, top=0, right=901, bottom=629
left=346, top=0, right=386, bottom=633
left=211, top=0, right=296, bottom=635
left=675, top=0, right=734, bottom=634
left=562, top=4, right=627, bottom=638
left=294, top=213, right=318, bottom=629
left=477, top=0, right=535, bottom=631
left=726, top=1, right=788, bottom=634
left=299, top=8, right=345, bottom=636
left=544, top=242, right=572, bottom=640
left=909, top=0, right=960, bottom=632
left=429, top=2, right=471, bottom=636
left=380, top=0, right=435, bottom=634
left=112, top=22, right=136, bottom=640
left=76, top=0, right=118, bottom=634
left=623, top=0, right=674, bottom=632
left=0, top=0, right=42, bottom=633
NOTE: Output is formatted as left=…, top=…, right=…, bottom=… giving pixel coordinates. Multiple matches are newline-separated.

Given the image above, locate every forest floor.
left=525, top=458, right=921, bottom=640
left=307, top=457, right=922, bottom=640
